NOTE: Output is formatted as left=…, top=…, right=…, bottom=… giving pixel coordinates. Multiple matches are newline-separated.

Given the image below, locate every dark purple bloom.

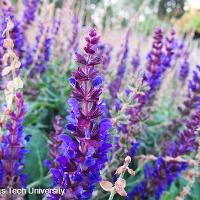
left=0, top=92, right=29, bottom=189
left=128, top=140, right=141, bottom=157
left=50, top=29, right=112, bottom=200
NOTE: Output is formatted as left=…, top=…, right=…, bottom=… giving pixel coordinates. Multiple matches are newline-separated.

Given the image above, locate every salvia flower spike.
left=49, top=28, right=112, bottom=200
left=0, top=17, right=29, bottom=199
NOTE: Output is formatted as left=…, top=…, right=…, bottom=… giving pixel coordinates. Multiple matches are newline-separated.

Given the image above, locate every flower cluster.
left=22, top=0, right=39, bottom=29
left=128, top=157, right=188, bottom=200
left=0, top=17, right=29, bottom=197
left=25, top=23, right=52, bottom=76
left=179, top=48, right=190, bottom=82
left=97, top=43, right=113, bottom=73
left=128, top=108, right=200, bottom=200
left=108, top=29, right=130, bottom=103
left=45, top=115, right=64, bottom=169
left=67, top=15, right=80, bottom=61
left=0, top=92, right=28, bottom=189
left=165, top=109, right=200, bottom=156
left=143, top=27, right=163, bottom=100
left=131, top=46, right=140, bottom=73
left=163, top=29, right=175, bottom=68
left=49, top=29, right=112, bottom=199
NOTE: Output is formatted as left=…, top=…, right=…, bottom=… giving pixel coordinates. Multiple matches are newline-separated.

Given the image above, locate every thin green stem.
left=27, top=174, right=52, bottom=189
left=108, top=189, right=116, bottom=200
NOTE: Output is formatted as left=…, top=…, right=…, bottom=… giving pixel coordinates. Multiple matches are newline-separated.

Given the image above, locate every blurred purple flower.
left=109, top=29, right=130, bottom=102
left=22, top=0, right=39, bottom=29
left=131, top=47, right=140, bottom=73
left=45, top=116, right=64, bottom=169
left=179, top=49, right=190, bottom=82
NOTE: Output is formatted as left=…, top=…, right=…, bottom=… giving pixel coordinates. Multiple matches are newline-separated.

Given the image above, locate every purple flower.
left=128, top=109, right=200, bottom=200
left=45, top=116, right=64, bottom=169
left=109, top=29, right=130, bottom=102
left=22, top=0, right=39, bottom=29
left=128, top=140, right=141, bottom=157
left=26, top=23, right=52, bottom=76
left=97, top=43, right=113, bottom=72
left=128, top=158, right=188, bottom=200
left=179, top=49, right=190, bottom=82
left=180, top=65, right=200, bottom=114
left=131, top=47, right=140, bottom=72
left=165, top=109, right=200, bottom=156
left=162, top=29, right=176, bottom=68
left=50, top=29, right=112, bottom=199
left=0, top=92, right=29, bottom=189
left=67, top=15, right=80, bottom=62
left=143, top=27, right=164, bottom=101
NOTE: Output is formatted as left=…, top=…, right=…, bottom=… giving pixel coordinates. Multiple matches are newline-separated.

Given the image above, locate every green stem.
left=27, top=174, right=52, bottom=189
left=108, top=189, right=116, bottom=200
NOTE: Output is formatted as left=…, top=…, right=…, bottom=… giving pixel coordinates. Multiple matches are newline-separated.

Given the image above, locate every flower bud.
left=125, top=156, right=131, bottom=163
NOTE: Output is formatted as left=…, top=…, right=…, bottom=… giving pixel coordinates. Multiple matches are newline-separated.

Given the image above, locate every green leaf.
left=23, top=128, right=49, bottom=185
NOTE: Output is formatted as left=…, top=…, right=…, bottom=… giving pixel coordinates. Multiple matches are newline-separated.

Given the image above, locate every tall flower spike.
left=0, top=18, right=29, bottom=199
left=67, top=15, right=80, bottom=62
left=163, top=29, right=175, bottom=68
left=25, top=22, right=52, bottom=76
left=45, top=115, right=64, bottom=169
left=22, top=0, right=39, bottom=29
left=143, top=27, right=164, bottom=101
left=108, top=29, right=130, bottom=103
left=179, top=49, right=190, bottom=82
left=0, top=92, right=28, bottom=189
left=49, top=29, right=112, bottom=200
left=131, top=46, right=140, bottom=73
left=179, top=50, right=190, bottom=83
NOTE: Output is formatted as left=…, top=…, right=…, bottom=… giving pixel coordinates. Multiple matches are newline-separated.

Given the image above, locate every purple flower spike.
left=22, top=0, right=39, bottom=29
left=67, top=15, right=80, bottom=62
left=131, top=47, right=140, bottom=73
left=163, top=29, right=176, bottom=67
left=0, top=92, right=29, bottom=189
left=50, top=29, right=112, bottom=200
left=109, top=29, right=130, bottom=103
left=46, top=116, right=64, bottom=169
left=179, top=49, right=190, bottom=82
left=143, top=27, right=164, bottom=101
